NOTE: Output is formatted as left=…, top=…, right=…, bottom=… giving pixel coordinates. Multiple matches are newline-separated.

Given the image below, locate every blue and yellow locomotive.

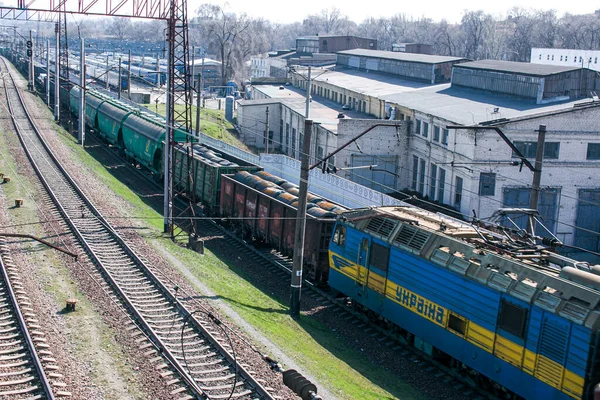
left=329, top=206, right=600, bottom=399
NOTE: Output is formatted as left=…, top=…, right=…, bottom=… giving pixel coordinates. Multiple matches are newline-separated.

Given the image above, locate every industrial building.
left=452, top=60, right=597, bottom=104
left=392, top=43, right=432, bottom=54
left=295, top=35, right=376, bottom=54
left=271, top=52, right=600, bottom=256
left=238, top=84, right=406, bottom=185
left=531, top=48, right=600, bottom=73
left=335, top=49, right=467, bottom=83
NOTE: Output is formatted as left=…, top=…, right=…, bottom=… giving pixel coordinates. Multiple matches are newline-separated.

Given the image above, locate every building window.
left=512, top=141, right=560, bottom=159
left=479, top=173, right=496, bottom=196
left=291, top=127, right=297, bottom=158
left=412, top=155, right=419, bottom=190
left=433, top=126, right=440, bottom=142
left=498, top=300, right=528, bottom=339
left=551, top=55, right=554, bottom=61
left=429, top=164, right=437, bottom=199
left=565, top=56, right=568, bottom=62
left=332, top=225, right=346, bottom=246
left=442, top=128, right=449, bottom=145
left=415, top=119, right=421, bottom=135
left=369, top=242, right=390, bottom=272
left=419, top=159, right=426, bottom=194
left=560, top=55, right=563, bottom=61
left=422, top=122, right=429, bottom=138
left=285, top=123, right=290, bottom=154
left=547, top=55, right=550, bottom=60
left=587, top=143, right=600, bottom=160
left=438, top=168, right=446, bottom=203
left=455, top=176, right=463, bottom=208
left=538, top=54, right=542, bottom=60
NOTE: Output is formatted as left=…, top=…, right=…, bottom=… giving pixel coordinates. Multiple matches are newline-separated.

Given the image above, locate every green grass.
left=143, top=103, right=252, bottom=152
left=53, top=130, right=425, bottom=400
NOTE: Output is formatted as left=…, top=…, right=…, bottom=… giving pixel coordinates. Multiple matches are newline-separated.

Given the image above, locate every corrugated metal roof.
left=380, top=84, right=589, bottom=125
left=455, top=60, right=583, bottom=76
left=337, top=49, right=466, bottom=64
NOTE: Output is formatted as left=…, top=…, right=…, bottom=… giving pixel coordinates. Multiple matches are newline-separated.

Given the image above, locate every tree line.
left=189, top=5, right=600, bottom=82
left=24, top=5, right=600, bottom=84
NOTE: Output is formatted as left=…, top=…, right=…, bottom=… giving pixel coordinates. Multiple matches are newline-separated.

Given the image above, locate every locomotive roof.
left=339, top=206, right=600, bottom=328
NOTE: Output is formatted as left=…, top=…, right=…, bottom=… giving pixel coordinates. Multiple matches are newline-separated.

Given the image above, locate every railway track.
left=1, top=58, right=276, bottom=400
left=80, top=96, right=494, bottom=400
left=0, top=238, right=57, bottom=399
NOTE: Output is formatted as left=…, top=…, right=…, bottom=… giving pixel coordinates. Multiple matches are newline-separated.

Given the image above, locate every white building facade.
left=531, top=48, right=600, bottom=72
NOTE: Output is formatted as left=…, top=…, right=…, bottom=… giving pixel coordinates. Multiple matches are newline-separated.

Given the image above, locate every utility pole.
left=127, top=49, right=131, bottom=100
left=27, top=30, right=33, bottom=91
left=54, top=22, right=60, bottom=121
left=78, top=38, right=85, bottom=146
left=265, top=106, right=270, bottom=153
left=195, top=72, right=201, bottom=135
left=290, top=119, right=313, bottom=317
left=105, top=55, right=109, bottom=90
left=305, top=66, right=312, bottom=119
left=118, top=57, right=122, bottom=100
left=46, top=39, right=50, bottom=107
left=527, top=124, right=547, bottom=235
left=163, top=43, right=172, bottom=233
left=200, top=56, right=204, bottom=106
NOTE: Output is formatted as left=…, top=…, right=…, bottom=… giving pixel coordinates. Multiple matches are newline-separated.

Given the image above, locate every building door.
left=574, top=189, right=600, bottom=252
left=502, top=187, right=559, bottom=233
left=350, top=154, right=397, bottom=193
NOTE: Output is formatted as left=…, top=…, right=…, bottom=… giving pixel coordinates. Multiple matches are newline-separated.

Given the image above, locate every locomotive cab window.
left=332, top=225, right=346, bottom=246
left=369, top=242, right=390, bottom=272
left=498, top=300, right=528, bottom=339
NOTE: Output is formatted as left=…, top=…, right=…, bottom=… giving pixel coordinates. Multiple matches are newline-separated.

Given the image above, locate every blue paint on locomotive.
left=329, top=220, right=593, bottom=400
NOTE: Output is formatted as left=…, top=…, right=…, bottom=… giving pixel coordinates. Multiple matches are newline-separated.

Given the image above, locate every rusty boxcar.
left=220, top=171, right=345, bottom=284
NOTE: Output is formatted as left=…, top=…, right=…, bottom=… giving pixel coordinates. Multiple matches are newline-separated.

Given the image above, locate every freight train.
left=69, top=86, right=342, bottom=281
left=68, top=87, right=600, bottom=400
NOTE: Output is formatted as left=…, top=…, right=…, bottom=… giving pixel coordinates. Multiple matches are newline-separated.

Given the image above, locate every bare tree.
left=460, top=10, right=493, bottom=60
left=193, top=4, right=252, bottom=85
left=110, top=18, right=132, bottom=41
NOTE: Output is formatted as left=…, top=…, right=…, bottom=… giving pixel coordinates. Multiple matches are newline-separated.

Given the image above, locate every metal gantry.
left=0, top=0, right=197, bottom=240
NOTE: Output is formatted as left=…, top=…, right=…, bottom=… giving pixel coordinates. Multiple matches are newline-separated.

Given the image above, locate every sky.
left=191, top=0, right=597, bottom=24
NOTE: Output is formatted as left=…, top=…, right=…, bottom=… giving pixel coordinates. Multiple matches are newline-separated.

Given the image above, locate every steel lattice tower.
left=58, top=7, right=70, bottom=109
left=164, top=0, right=197, bottom=239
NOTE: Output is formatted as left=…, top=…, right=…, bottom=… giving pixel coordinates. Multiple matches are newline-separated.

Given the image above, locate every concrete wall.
left=335, top=119, right=409, bottom=191
left=237, top=102, right=282, bottom=150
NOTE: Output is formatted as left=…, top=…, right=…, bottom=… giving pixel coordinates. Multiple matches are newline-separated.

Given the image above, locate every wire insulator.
left=541, top=237, right=563, bottom=247
left=283, top=369, right=320, bottom=400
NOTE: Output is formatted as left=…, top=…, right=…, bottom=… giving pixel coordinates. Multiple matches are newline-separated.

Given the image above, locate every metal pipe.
left=0, top=233, right=77, bottom=258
